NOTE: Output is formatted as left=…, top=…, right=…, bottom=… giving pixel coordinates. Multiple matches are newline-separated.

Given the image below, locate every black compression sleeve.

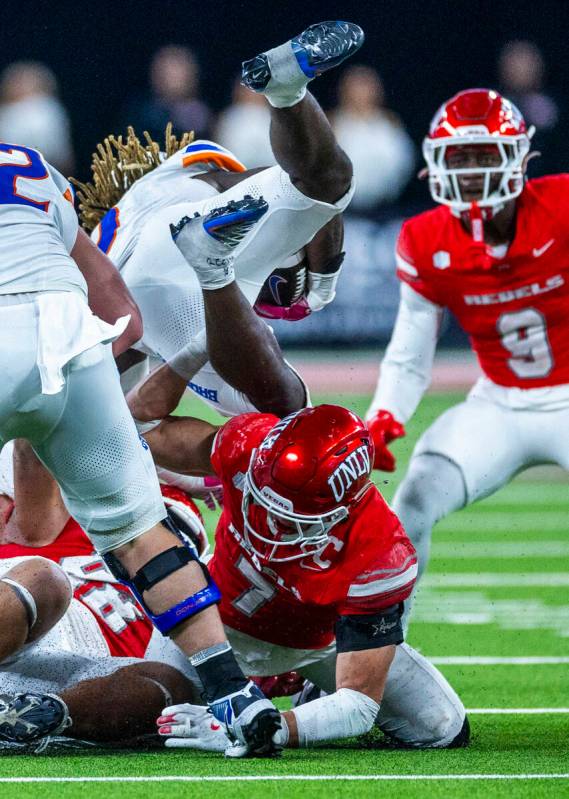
left=335, top=604, right=404, bottom=653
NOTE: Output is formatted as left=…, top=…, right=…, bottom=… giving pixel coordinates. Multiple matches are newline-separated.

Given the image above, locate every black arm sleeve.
left=335, top=603, right=404, bottom=653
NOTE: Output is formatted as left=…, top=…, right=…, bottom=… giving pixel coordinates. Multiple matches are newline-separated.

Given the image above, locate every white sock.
left=262, top=42, right=309, bottom=108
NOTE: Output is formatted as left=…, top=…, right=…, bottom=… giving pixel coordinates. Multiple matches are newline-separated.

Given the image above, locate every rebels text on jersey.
left=209, top=414, right=417, bottom=650
left=396, top=175, right=569, bottom=388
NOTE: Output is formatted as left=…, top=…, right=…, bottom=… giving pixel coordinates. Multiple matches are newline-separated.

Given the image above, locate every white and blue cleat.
left=171, top=195, right=269, bottom=290
left=241, top=21, right=365, bottom=102
left=209, top=680, right=282, bottom=758
left=0, top=693, right=71, bottom=744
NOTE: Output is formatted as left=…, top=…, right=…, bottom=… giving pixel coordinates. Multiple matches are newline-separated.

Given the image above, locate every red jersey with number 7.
left=208, top=414, right=417, bottom=651
left=396, top=175, right=569, bottom=388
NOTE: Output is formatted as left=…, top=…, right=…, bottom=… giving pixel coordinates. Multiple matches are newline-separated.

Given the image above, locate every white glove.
left=305, top=268, right=342, bottom=312
left=157, top=703, right=230, bottom=752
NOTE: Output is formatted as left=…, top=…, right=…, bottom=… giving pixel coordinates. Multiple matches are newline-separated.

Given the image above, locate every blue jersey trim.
left=97, top=207, right=119, bottom=254
left=184, top=142, right=225, bottom=154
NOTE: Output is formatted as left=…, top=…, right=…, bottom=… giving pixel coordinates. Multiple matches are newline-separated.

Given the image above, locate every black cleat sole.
left=242, top=708, right=283, bottom=757
left=0, top=694, right=70, bottom=744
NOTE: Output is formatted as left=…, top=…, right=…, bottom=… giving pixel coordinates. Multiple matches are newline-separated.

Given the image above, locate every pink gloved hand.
left=253, top=297, right=312, bottom=322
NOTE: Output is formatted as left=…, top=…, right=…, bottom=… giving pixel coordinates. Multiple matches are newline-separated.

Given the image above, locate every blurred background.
left=1, top=0, right=567, bottom=352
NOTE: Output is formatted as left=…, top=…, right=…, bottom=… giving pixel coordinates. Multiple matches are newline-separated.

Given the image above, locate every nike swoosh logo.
left=268, top=274, right=287, bottom=304
left=533, top=239, right=555, bottom=258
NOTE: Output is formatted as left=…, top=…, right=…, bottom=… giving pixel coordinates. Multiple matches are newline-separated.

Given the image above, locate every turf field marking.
left=466, top=708, right=569, bottom=714
left=413, top=589, right=569, bottom=637
left=423, top=573, right=569, bottom=587
left=432, top=541, right=569, bottom=558
left=436, top=515, right=569, bottom=534
left=431, top=656, right=569, bottom=665
left=0, top=775, right=568, bottom=784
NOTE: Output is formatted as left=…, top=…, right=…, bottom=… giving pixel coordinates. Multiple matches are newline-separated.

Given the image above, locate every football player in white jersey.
left=75, top=22, right=361, bottom=475
left=0, top=142, right=283, bottom=755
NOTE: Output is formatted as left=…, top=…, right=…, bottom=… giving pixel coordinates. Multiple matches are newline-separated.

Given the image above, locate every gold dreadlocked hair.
left=71, top=122, right=194, bottom=232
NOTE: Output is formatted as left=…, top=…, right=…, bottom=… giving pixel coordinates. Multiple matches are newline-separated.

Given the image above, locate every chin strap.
left=466, top=202, right=494, bottom=270
left=469, top=202, right=484, bottom=243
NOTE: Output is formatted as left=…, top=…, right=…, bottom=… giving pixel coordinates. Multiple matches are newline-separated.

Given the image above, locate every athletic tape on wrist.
left=189, top=641, right=232, bottom=668
left=167, top=330, right=209, bottom=381
left=134, top=417, right=162, bottom=435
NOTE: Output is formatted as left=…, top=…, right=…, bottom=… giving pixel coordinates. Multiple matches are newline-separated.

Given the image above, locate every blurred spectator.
left=0, top=61, right=74, bottom=174
left=498, top=40, right=561, bottom=175
left=216, top=78, right=275, bottom=169
left=121, top=45, right=212, bottom=142
left=331, top=65, right=415, bottom=212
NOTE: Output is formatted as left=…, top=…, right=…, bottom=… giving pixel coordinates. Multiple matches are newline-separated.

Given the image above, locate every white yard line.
left=0, top=775, right=568, bottom=784
left=424, top=573, right=569, bottom=587
left=430, top=656, right=569, bottom=665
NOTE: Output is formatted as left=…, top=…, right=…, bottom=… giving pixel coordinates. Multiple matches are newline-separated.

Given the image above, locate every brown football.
left=256, top=256, right=308, bottom=308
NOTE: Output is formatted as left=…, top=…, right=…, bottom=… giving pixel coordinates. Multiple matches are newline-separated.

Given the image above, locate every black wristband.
left=335, top=604, right=404, bottom=653
left=193, top=648, right=248, bottom=703
left=316, top=251, right=345, bottom=275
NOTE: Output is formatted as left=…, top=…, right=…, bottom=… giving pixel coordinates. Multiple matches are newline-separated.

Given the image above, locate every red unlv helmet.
left=423, top=88, right=533, bottom=218
left=242, top=405, right=374, bottom=562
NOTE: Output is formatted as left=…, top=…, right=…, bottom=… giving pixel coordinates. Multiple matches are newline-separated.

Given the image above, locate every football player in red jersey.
left=0, top=440, right=204, bottom=747
left=155, top=405, right=467, bottom=753
left=366, top=88, right=569, bottom=616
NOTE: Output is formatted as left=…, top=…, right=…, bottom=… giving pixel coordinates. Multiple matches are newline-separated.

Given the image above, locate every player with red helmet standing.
left=366, top=88, right=569, bottom=618
left=156, top=405, right=467, bottom=753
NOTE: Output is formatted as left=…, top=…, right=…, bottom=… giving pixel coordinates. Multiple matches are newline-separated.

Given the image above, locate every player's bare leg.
left=267, top=94, right=351, bottom=203
left=241, top=21, right=362, bottom=203
left=111, top=526, right=225, bottom=654
left=201, top=282, right=305, bottom=416
left=127, top=281, right=306, bottom=427
left=0, top=558, right=71, bottom=663
left=0, top=559, right=73, bottom=745
left=61, top=661, right=198, bottom=743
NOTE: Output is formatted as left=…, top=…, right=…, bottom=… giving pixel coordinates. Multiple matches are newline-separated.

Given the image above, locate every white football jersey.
left=91, top=140, right=246, bottom=269
left=0, top=142, right=81, bottom=295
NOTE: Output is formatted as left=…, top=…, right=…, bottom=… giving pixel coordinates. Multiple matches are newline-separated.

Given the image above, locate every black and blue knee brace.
left=104, top=517, right=220, bottom=636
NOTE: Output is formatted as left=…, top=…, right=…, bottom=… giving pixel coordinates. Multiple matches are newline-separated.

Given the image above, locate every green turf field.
left=1, top=391, right=568, bottom=798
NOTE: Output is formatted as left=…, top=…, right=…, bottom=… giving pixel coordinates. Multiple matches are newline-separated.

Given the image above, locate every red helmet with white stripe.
left=423, top=88, right=533, bottom=218
left=242, top=405, right=374, bottom=562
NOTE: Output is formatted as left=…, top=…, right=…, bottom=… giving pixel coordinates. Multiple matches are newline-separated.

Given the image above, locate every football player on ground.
left=152, top=405, right=468, bottom=753
left=0, top=440, right=205, bottom=746
left=366, top=88, right=569, bottom=617
left=0, top=141, right=282, bottom=755
left=74, top=22, right=361, bottom=445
